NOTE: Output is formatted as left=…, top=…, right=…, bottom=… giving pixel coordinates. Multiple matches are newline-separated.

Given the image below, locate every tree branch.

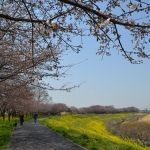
left=58, top=0, right=150, bottom=28
left=0, top=13, right=45, bottom=23
left=1, top=1, right=150, bottom=29
left=114, top=24, right=135, bottom=63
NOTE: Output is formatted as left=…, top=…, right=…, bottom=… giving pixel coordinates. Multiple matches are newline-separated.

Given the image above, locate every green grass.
left=0, top=117, right=18, bottom=150
left=0, top=114, right=33, bottom=150
left=40, top=113, right=150, bottom=150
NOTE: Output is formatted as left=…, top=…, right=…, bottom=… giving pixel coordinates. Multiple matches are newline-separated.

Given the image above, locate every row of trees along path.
left=8, top=120, right=86, bottom=150
left=1, top=1, right=149, bottom=149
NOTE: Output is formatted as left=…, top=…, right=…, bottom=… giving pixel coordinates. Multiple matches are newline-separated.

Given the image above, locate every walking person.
left=19, top=112, right=24, bottom=126
left=33, top=112, right=38, bottom=124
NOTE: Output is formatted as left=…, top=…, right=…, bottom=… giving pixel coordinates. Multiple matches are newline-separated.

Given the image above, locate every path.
left=8, top=121, right=87, bottom=150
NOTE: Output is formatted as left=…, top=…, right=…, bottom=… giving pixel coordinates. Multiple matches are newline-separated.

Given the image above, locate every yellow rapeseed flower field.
left=40, top=114, right=150, bottom=150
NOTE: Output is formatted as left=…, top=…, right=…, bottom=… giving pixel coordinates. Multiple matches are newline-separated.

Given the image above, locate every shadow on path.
left=8, top=121, right=87, bottom=150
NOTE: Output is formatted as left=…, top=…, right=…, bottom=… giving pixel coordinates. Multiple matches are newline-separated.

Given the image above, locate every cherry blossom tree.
left=0, top=1, right=149, bottom=117
left=0, top=0, right=149, bottom=83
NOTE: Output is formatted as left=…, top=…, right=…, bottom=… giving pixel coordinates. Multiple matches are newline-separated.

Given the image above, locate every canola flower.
left=40, top=114, right=150, bottom=150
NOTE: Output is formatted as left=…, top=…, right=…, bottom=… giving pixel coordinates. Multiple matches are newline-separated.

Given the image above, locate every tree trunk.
left=8, top=112, right=11, bottom=122
left=2, top=113, right=5, bottom=121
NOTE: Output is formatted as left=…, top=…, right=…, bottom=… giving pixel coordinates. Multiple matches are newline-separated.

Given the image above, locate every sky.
left=46, top=34, right=150, bottom=110
left=44, top=1, right=150, bottom=110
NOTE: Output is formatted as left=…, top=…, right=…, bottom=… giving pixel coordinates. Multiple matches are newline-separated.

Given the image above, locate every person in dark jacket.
left=19, top=113, right=24, bottom=126
left=33, top=112, right=38, bottom=124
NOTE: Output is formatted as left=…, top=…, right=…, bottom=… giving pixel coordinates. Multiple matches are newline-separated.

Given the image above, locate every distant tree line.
left=36, top=103, right=139, bottom=115
left=0, top=94, right=139, bottom=121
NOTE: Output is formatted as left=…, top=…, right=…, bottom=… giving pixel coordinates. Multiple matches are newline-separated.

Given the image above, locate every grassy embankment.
left=0, top=117, right=18, bottom=150
left=40, top=113, right=150, bottom=150
left=0, top=115, right=32, bottom=150
left=111, top=114, right=150, bottom=146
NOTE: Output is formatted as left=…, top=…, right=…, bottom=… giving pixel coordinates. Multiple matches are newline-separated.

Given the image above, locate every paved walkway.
left=8, top=121, right=87, bottom=150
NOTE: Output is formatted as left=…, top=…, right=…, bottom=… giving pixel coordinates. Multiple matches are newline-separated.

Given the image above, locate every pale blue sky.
left=24, top=1, right=149, bottom=109
left=44, top=1, right=150, bottom=109
left=46, top=35, right=150, bottom=109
